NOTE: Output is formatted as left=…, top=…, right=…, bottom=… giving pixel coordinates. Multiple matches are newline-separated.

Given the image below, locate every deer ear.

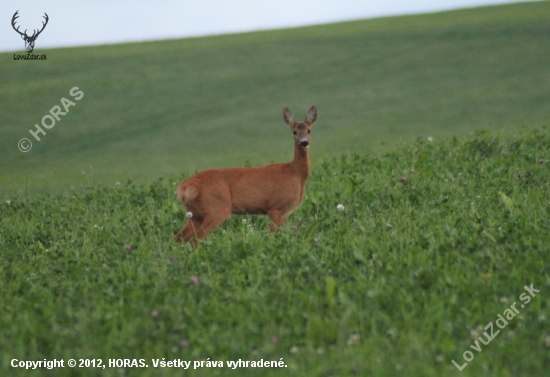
left=283, top=108, right=295, bottom=126
left=306, top=106, right=317, bottom=125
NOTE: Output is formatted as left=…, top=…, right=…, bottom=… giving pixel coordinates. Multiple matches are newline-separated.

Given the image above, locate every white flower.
left=289, top=345, right=299, bottom=354
left=5, top=200, right=10, bottom=204
left=346, top=332, right=360, bottom=346
left=186, top=212, right=193, bottom=218
left=115, top=182, right=121, bottom=186
left=242, top=219, right=247, bottom=224
left=427, top=136, right=433, bottom=142
left=337, top=204, right=345, bottom=212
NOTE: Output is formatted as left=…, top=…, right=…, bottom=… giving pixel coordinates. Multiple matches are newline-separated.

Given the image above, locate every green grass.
left=2, top=2, right=550, bottom=376
left=1, top=128, right=549, bottom=376
left=1, top=1, right=550, bottom=194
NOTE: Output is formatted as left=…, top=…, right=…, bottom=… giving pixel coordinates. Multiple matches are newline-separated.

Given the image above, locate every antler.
left=30, top=13, right=49, bottom=39
left=11, top=11, right=26, bottom=37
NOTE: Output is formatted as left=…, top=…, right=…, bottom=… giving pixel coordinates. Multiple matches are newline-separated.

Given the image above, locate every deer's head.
left=12, top=11, right=49, bottom=54
left=283, top=106, right=317, bottom=149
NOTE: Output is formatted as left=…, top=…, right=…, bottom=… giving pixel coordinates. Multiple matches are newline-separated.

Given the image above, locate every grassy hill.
left=2, top=3, right=550, bottom=374
left=1, top=1, right=550, bottom=195
left=1, top=128, right=549, bottom=376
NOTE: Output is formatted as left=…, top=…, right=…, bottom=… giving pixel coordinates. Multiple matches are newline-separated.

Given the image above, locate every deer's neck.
left=292, top=143, right=310, bottom=181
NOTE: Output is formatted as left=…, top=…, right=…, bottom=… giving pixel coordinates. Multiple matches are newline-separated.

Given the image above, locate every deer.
left=11, top=11, right=49, bottom=54
left=174, top=106, right=317, bottom=246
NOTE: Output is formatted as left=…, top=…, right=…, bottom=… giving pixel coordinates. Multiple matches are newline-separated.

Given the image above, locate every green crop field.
left=2, top=129, right=549, bottom=376
left=1, top=1, right=550, bottom=194
left=1, top=2, right=550, bottom=376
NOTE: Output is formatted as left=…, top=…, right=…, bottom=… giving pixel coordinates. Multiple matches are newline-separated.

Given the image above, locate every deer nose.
left=300, top=140, right=309, bottom=147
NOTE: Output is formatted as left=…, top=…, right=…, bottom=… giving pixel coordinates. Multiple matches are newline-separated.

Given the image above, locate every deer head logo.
left=11, top=11, right=49, bottom=54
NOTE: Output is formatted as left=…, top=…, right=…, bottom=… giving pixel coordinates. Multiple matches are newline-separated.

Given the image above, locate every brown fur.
left=174, top=106, right=317, bottom=245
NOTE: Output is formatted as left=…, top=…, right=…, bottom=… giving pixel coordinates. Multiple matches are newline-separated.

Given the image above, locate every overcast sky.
left=1, top=0, right=533, bottom=52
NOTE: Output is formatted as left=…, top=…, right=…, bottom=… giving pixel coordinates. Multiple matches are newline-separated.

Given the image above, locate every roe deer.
left=174, top=106, right=317, bottom=245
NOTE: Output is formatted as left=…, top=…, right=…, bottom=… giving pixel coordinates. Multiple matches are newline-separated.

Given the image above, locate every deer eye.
left=308, top=130, right=311, bottom=134
left=293, top=131, right=297, bottom=135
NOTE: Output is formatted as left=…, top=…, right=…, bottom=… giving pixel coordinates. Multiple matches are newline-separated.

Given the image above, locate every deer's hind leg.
left=189, top=185, right=232, bottom=241
left=174, top=217, right=203, bottom=244
left=195, top=211, right=231, bottom=240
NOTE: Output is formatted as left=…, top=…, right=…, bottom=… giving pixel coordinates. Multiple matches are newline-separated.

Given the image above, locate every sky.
left=1, top=0, right=533, bottom=52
